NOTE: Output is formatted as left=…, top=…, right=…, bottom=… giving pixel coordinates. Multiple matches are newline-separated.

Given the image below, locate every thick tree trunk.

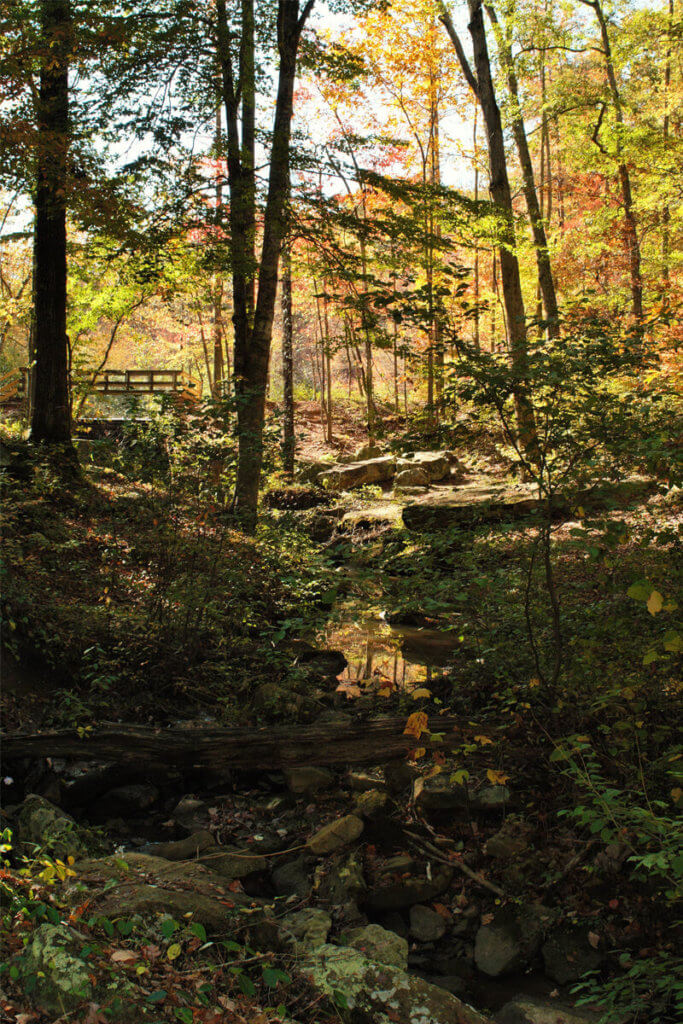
left=281, top=246, right=295, bottom=474
left=484, top=4, right=560, bottom=339
left=31, top=0, right=72, bottom=445
left=2, top=715, right=475, bottom=771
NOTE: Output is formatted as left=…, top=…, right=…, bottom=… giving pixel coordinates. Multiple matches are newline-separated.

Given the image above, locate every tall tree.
left=31, top=0, right=72, bottom=444
left=216, top=0, right=315, bottom=527
left=440, top=0, right=537, bottom=455
left=484, top=1, right=560, bottom=339
left=579, top=0, right=643, bottom=323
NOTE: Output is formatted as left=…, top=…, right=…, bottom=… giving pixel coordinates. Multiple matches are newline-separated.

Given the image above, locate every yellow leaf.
left=167, top=943, right=182, bottom=961
left=424, top=764, right=442, bottom=779
left=486, top=769, right=510, bottom=786
left=671, top=787, right=682, bottom=805
left=411, top=688, right=432, bottom=700
left=474, top=735, right=493, bottom=745
left=647, top=590, right=663, bottom=615
left=404, top=712, right=429, bottom=739
left=412, top=747, right=426, bottom=759
left=528, top=677, right=540, bottom=689
left=378, top=686, right=392, bottom=697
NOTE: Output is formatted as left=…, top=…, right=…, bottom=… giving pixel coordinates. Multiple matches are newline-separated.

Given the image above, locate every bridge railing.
left=1, top=368, right=201, bottom=404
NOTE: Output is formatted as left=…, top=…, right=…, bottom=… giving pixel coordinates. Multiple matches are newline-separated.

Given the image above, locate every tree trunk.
left=281, top=246, right=295, bottom=474
left=218, top=1, right=314, bottom=530
left=30, top=0, right=72, bottom=445
left=485, top=3, right=560, bottom=339
left=441, top=0, right=537, bottom=457
left=2, top=715, right=476, bottom=771
left=473, top=102, right=481, bottom=351
left=583, top=0, right=643, bottom=322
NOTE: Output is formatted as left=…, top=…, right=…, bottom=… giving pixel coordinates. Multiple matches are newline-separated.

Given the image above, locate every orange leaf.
left=486, top=769, right=509, bottom=785
left=404, top=711, right=428, bottom=739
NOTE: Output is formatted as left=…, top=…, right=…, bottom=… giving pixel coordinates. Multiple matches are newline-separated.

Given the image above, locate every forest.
left=0, top=0, right=681, bottom=1022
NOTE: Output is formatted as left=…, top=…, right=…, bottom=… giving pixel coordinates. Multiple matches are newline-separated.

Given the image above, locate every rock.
left=142, top=829, right=216, bottom=861
left=541, top=924, right=604, bottom=985
left=172, top=795, right=208, bottom=830
left=272, top=855, right=311, bottom=898
left=381, top=853, right=417, bottom=874
left=419, top=973, right=468, bottom=997
left=318, top=849, right=367, bottom=905
left=396, top=451, right=451, bottom=482
left=280, top=908, right=332, bottom=952
left=366, top=865, right=453, bottom=913
left=402, top=483, right=542, bottom=532
left=297, top=648, right=348, bottom=678
left=486, top=831, right=528, bottom=860
left=16, top=924, right=93, bottom=1014
left=394, top=467, right=430, bottom=489
left=301, top=944, right=488, bottom=1024
left=318, top=455, right=396, bottom=491
left=199, top=848, right=267, bottom=879
left=416, top=776, right=510, bottom=814
left=344, top=923, right=409, bottom=969
left=355, top=442, right=382, bottom=461
left=98, top=783, right=159, bottom=817
left=384, top=760, right=418, bottom=793
left=253, top=681, right=285, bottom=710
left=347, top=768, right=387, bottom=793
left=307, top=814, right=364, bottom=855
left=410, top=904, right=447, bottom=942
left=474, top=905, right=552, bottom=977
left=77, top=853, right=256, bottom=934
left=354, top=789, right=390, bottom=821
left=297, top=459, right=333, bottom=485
left=17, top=794, right=102, bottom=860
left=495, top=996, right=598, bottom=1024
left=285, top=767, right=335, bottom=795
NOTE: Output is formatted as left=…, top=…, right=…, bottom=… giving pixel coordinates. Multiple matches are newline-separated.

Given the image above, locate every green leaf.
left=189, top=922, right=207, bottom=942
left=237, top=973, right=256, bottom=997
left=262, top=967, right=290, bottom=988
left=146, top=990, right=167, bottom=1004
left=160, top=918, right=178, bottom=939
left=627, top=581, right=651, bottom=601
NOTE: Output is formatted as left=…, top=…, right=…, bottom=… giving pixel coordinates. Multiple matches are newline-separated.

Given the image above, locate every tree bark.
left=2, top=715, right=477, bottom=771
left=30, top=0, right=72, bottom=445
left=217, top=1, right=314, bottom=529
left=441, top=0, right=537, bottom=457
left=281, top=245, right=295, bottom=474
left=581, top=0, right=643, bottom=322
left=484, top=3, right=560, bottom=339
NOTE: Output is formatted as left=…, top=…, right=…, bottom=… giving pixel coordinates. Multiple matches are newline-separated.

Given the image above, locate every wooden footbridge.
left=0, top=367, right=202, bottom=409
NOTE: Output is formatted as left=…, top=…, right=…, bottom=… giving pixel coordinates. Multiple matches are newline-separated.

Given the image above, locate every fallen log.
left=2, top=715, right=472, bottom=771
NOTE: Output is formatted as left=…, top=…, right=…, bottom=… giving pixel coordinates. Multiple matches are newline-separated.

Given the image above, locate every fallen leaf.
left=480, top=913, right=494, bottom=925
left=110, top=949, right=137, bottom=963
left=474, top=735, right=493, bottom=745
left=486, top=769, right=510, bottom=786
left=411, top=688, right=432, bottom=700
left=166, top=942, right=182, bottom=961
left=404, top=712, right=429, bottom=739
left=647, top=590, right=663, bottom=615
left=411, top=747, right=426, bottom=760
left=588, top=931, right=600, bottom=949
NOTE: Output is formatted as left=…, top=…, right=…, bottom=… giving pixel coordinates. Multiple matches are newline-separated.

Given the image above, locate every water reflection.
left=325, top=615, right=461, bottom=697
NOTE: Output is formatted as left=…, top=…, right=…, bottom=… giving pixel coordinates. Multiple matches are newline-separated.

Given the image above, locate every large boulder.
left=301, top=944, right=489, bottom=1024
left=141, top=829, right=216, bottom=861
left=495, top=996, right=598, bottom=1024
left=15, top=924, right=93, bottom=1015
left=318, top=456, right=396, bottom=491
left=474, top=905, right=553, bottom=977
left=397, top=451, right=451, bottom=482
left=285, top=767, right=335, bottom=795
left=17, top=794, right=103, bottom=860
left=343, top=923, right=409, bottom=969
left=410, top=904, right=447, bottom=942
left=76, top=852, right=257, bottom=934
left=394, top=467, right=430, bottom=490
left=198, top=848, right=268, bottom=879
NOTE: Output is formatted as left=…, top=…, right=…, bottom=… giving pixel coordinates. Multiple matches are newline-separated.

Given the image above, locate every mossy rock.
left=17, top=794, right=106, bottom=860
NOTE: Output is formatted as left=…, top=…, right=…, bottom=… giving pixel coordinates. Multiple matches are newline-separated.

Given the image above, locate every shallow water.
left=325, top=613, right=462, bottom=696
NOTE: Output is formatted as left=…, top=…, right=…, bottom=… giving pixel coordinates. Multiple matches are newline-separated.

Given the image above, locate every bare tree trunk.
left=581, top=0, right=643, bottom=323
left=484, top=3, right=560, bottom=339
left=281, top=246, right=295, bottom=474
left=31, top=0, right=72, bottom=447
left=441, top=0, right=537, bottom=457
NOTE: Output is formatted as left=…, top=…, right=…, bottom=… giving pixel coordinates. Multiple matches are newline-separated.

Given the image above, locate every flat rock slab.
left=403, top=476, right=658, bottom=531
left=318, top=456, right=396, bottom=491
